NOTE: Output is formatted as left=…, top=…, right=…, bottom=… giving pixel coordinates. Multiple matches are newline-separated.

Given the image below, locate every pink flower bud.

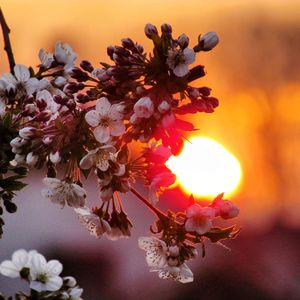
left=158, top=101, right=170, bottom=113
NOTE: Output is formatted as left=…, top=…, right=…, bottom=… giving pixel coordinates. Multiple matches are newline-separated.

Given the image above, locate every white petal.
left=14, top=64, right=30, bottom=82
left=42, top=177, right=61, bottom=188
left=12, top=249, right=29, bottom=269
left=183, top=48, right=196, bottom=65
left=0, top=100, right=5, bottom=116
left=110, top=121, right=125, bottom=137
left=30, top=253, right=47, bottom=278
left=79, top=152, right=96, bottom=170
left=96, top=97, right=111, bottom=115
left=85, top=110, right=100, bottom=127
left=0, top=260, right=20, bottom=278
left=109, top=104, right=123, bottom=120
left=30, top=280, right=44, bottom=292
left=46, top=260, right=63, bottom=276
left=26, top=78, right=39, bottom=95
left=184, top=219, right=196, bottom=232
left=173, top=64, right=189, bottom=77
left=1, top=73, right=17, bottom=86
left=71, top=184, right=86, bottom=198
left=177, top=263, right=194, bottom=283
left=93, top=126, right=110, bottom=143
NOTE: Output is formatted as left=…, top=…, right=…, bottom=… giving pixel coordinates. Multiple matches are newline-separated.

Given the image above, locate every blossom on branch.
left=41, top=177, right=86, bottom=208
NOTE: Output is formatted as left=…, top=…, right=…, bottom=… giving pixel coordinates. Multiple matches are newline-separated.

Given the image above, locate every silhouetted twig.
left=0, top=8, right=15, bottom=73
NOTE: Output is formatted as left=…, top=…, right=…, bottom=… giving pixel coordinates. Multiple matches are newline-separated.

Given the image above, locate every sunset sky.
left=1, top=1, right=300, bottom=298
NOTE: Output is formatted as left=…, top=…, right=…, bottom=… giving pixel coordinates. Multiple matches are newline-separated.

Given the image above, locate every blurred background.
left=1, top=0, right=300, bottom=299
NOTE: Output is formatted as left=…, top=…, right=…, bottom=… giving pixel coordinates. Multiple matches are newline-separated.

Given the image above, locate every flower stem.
left=130, top=187, right=167, bottom=220
left=0, top=8, right=15, bottom=74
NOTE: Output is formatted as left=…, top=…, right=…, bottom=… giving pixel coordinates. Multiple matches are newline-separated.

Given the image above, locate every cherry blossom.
left=29, top=252, right=63, bottom=292
left=41, top=178, right=86, bottom=208
left=74, top=207, right=111, bottom=238
left=0, top=249, right=35, bottom=278
left=167, top=48, right=195, bottom=77
left=185, top=204, right=216, bottom=234
left=85, top=97, right=125, bottom=143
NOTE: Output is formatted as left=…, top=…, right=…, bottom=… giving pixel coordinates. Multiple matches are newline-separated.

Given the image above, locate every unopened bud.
left=80, top=60, right=94, bottom=73
left=144, top=23, right=158, bottom=39
left=158, top=101, right=170, bottom=113
left=49, top=151, right=61, bottom=164
left=54, top=76, right=67, bottom=87
left=19, top=127, right=36, bottom=140
left=121, top=38, right=135, bottom=50
left=161, top=23, right=172, bottom=34
left=199, top=32, right=219, bottom=51
left=24, top=104, right=36, bottom=114
left=64, top=276, right=77, bottom=287
left=26, top=152, right=38, bottom=166
left=178, top=33, right=189, bottom=48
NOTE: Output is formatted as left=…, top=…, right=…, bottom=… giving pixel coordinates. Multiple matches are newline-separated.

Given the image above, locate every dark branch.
left=130, top=187, right=167, bottom=220
left=0, top=8, right=15, bottom=74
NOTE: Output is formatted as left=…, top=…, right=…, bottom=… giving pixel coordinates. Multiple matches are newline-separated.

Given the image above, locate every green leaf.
left=204, top=226, right=239, bottom=243
left=0, top=179, right=27, bottom=191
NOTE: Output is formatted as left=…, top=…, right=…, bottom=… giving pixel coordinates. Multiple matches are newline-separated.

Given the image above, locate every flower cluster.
left=0, top=249, right=83, bottom=299
left=0, top=21, right=240, bottom=284
left=139, top=193, right=239, bottom=283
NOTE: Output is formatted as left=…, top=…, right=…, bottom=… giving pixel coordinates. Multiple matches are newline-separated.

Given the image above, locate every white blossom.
left=153, top=263, right=194, bottom=284
left=74, top=207, right=111, bottom=238
left=0, top=64, right=39, bottom=96
left=41, top=178, right=86, bottom=208
left=133, top=96, right=154, bottom=118
left=0, top=249, right=35, bottom=278
left=39, top=49, right=55, bottom=68
left=85, top=97, right=125, bottom=143
left=167, top=48, right=195, bottom=77
left=55, top=42, right=77, bottom=72
left=185, top=204, right=215, bottom=234
left=29, top=252, right=63, bottom=292
left=138, top=237, right=168, bottom=268
left=36, top=89, right=60, bottom=116
left=79, top=145, right=116, bottom=171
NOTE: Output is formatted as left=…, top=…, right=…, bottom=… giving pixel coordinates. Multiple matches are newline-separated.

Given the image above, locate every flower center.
left=99, top=116, right=111, bottom=127
left=37, top=273, right=48, bottom=284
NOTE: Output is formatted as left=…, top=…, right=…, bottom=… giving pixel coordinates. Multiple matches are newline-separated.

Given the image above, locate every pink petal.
left=85, top=110, right=100, bottom=127
left=96, top=97, right=111, bottom=116
left=93, top=126, right=110, bottom=143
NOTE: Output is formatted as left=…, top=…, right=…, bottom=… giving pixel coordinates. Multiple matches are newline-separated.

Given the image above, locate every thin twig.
left=0, top=8, right=15, bottom=73
left=130, top=187, right=167, bottom=220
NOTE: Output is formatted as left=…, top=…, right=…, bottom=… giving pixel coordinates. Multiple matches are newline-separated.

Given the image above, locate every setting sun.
left=167, top=137, right=242, bottom=199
